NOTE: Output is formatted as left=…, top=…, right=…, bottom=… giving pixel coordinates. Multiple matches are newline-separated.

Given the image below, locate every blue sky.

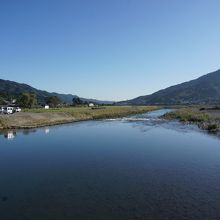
left=0, top=0, right=220, bottom=101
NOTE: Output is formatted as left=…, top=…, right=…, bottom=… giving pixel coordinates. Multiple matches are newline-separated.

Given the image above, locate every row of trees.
left=45, top=96, right=61, bottom=107
left=0, top=92, right=62, bottom=108
left=19, top=94, right=62, bottom=108
left=0, top=92, right=17, bottom=105
left=19, top=93, right=37, bottom=108
left=1, top=93, right=101, bottom=108
left=72, top=97, right=89, bottom=106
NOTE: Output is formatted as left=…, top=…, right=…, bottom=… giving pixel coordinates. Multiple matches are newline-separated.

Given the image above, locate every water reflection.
left=45, top=128, right=50, bottom=134
left=22, top=129, right=37, bottom=135
left=1, top=109, right=220, bottom=219
left=4, top=131, right=16, bottom=140
left=0, top=128, right=49, bottom=140
left=0, top=109, right=219, bottom=140
left=104, top=109, right=220, bottom=139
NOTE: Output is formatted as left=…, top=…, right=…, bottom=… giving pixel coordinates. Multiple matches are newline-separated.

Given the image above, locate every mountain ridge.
left=0, top=79, right=113, bottom=104
left=119, top=69, right=220, bottom=105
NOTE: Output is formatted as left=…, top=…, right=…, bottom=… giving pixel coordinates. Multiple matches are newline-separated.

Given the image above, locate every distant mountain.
left=0, top=79, right=113, bottom=105
left=119, top=69, right=220, bottom=105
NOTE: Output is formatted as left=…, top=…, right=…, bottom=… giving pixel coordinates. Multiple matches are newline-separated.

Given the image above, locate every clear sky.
left=0, top=0, right=220, bottom=101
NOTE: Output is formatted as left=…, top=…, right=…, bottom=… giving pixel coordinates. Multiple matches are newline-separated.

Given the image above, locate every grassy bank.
left=0, top=106, right=158, bottom=130
left=162, top=107, right=220, bottom=132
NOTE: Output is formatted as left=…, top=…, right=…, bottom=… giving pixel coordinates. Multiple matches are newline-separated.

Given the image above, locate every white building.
left=45, top=105, right=50, bottom=109
left=89, top=103, right=95, bottom=107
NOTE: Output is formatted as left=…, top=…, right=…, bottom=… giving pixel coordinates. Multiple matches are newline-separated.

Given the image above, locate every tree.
left=72, top=97, right=83, bottom=106
left=0, top=92, right=17, bottom=105
left=0, top=96, right=4, bottom=105
left=19, top=93, right=29, bottom=107
left=45, top=96, right=61, bottom=108
left=29, top=93, right=37, bottom=108
left=19, top=93, right=37, bottom=108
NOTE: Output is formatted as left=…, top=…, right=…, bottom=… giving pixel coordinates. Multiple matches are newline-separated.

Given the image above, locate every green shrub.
left=207, top=123, right=219, bottom=132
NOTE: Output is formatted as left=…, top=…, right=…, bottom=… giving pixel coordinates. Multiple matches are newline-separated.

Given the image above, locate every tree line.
left=18, top=93, right=62, bottom=108
left=0, top=92, right=92, bottom=108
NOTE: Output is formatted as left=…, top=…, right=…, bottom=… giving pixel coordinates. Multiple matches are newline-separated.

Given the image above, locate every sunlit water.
left=0, top=109, right=220, bottom=220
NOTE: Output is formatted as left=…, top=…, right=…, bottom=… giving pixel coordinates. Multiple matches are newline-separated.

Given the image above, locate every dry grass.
left=163, top=107, right=220, bottom=132
left=163, top=108, right=209, bottom=122
left=23, top=106, right=159, bottom=119
left=0, top=106, right=158, bottom=129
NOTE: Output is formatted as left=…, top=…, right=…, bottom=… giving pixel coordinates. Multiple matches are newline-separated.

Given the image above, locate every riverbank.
left=162, top=107, right=220, bottom=132
left=0, top=106, right=158, bottom=129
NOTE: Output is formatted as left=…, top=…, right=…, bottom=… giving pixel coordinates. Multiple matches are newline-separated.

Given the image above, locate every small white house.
left=45, top=105, right=50, bottom=109
left=89, top=103, right=95, bottom=107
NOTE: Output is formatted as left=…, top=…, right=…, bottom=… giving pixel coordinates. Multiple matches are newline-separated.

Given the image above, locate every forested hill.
left=119, top=69, right=220, bottom=105
left=0, top=79, right=113, bottom=104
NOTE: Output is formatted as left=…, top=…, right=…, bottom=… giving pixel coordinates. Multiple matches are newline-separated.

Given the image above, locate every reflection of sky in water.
left=104, top=109, right=210, bottom=137
left=0, top=109, right=220, bottom=219
left=0, top=109, right=219, bottom=140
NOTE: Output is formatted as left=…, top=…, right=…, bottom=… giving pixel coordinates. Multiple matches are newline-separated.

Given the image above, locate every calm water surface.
left=0, top=109, right=220, bottom=220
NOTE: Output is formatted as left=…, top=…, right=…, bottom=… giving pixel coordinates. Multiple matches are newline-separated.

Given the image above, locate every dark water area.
left=0, top=109, right=220, bottom=220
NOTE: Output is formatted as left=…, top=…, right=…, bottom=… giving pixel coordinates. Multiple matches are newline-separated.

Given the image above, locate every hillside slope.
left=0, top=79, right=113, bottom=104
left=120, top=69, right=220, bottom=105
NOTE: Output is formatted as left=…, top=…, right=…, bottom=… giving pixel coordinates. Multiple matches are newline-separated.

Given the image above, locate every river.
left=0, top=109, right=220, bottom=220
